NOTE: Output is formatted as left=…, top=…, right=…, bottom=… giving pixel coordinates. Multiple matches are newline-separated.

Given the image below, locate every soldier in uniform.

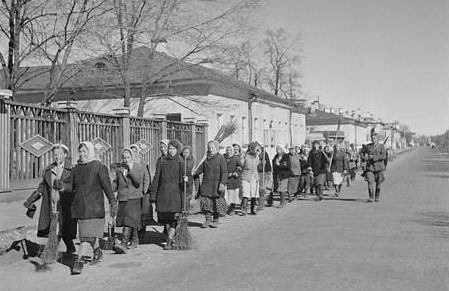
left=361, top=132, right=388, bottom=202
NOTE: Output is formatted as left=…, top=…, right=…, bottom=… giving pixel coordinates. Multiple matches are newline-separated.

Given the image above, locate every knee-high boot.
left=113, top=226, right=131, bottom=254
left=164, top=225, right=174, bottom=250
left=375, top=188, right=381, bottom=202
left=129, top=227, right=139, bottom=249
left=279, top=192, right=286, bottom=207
left=241, top=197, right=248, bottom=215
left=368, top=186, right=374, bottom=202
left=62, top=237, right=76, bottom=254
left=201, top=212, right=212, bottom=228
left=250, top=198, right=257, bottom=215
left=316, top=186, right=323, bottom=201
left=267, top=192, right=273, bottom=207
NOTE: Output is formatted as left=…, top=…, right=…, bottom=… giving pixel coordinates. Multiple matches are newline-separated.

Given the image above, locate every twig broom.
left=193, top=120, right=238, bottom=172
left=39, top=143, right=62, bottom=265
left=172, top=155, right=194, bottom=250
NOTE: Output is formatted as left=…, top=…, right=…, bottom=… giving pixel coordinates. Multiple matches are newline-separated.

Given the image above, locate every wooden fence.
left=0, top=99, right=207, bottom=193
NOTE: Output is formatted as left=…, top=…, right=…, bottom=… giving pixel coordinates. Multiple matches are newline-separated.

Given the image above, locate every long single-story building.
left=14, top=46, right=308, bottom=156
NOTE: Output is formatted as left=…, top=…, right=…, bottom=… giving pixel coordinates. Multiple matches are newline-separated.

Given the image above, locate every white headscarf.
left=78, top=141, right=97, bottom=164
left=276, top=144, right=287, bottom=154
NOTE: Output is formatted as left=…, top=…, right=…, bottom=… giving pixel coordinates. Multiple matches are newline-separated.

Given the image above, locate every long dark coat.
left=330, top=150, right=349, bottom=173
left=307, top=150, right=328, bottom=175
left=225, top=154, right=242, bottom=190
left=37, top=161, right=76, bottom=239
left=150, top=154, right=184, bottom=213
left=195, top=153, right=228, bottom=198
left=71, top=160, right=116, bottom=219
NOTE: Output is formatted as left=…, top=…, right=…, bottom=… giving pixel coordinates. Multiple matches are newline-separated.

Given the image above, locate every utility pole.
left=248, top=92, right=257, bottom=143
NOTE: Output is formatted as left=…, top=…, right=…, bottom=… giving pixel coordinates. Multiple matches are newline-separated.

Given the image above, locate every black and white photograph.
left=0, top=0, right=448, bottom=290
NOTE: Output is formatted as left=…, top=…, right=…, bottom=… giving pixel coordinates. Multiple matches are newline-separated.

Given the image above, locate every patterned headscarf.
left=78, top=141, right=96, bottom=164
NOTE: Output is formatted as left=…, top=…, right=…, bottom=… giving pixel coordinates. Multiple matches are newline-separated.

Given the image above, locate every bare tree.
left=263, top=28, right=301, bottom=98
left=0, top=0, right=106, bottom=103
left=80, top=0, right=260, bottom=116
left=36, top=0, right=108, bottom=105
left=0, top=0, right=54, bottom=97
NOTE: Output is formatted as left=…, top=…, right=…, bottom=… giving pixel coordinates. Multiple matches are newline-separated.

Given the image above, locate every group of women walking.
left=24, top=138, right=358, bottom=275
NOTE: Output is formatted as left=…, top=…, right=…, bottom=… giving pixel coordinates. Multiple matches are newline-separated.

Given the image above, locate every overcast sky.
left=262, top=0, right=449, bottom=135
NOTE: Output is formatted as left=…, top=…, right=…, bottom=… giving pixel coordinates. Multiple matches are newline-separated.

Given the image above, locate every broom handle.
left=183, top=155, right=187, bottom=213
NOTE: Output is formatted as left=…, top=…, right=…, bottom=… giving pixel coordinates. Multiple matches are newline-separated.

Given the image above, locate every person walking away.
left=194, top=141, right=228, bottom=228
left=112, top=148, right=144, bottom=253
left=240, top=142, right=260, bottom=215
left=257, top=145, right=272, bottom=211
left=150, top=140, right=185, bottom=250
left=330, top=143, right=348, bottom=197
left=270, top=145, right=290, bottom=207
left=23, top=144, right=77, bottom=255
left=224, top=146, right=242, bottom=215
left=287, top=145, right=302, bottom=201
left=361, top=132, right=387, bottom=202
left=307, top=141, right=329, bottom=201
left=71, top=142, right=118, bottom=274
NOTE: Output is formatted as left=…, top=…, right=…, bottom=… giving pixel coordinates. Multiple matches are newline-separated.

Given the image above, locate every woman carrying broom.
left=112, top=148, right=145, bottom=254
left=194, top=140, right=228, bottom=228
left=71, top=142, right=118, bottom=274
left=150, top=139, right=186, bottom=250
left=23, top=144, right=77, bottom=257
left=180, top=145, right=197, bottom=211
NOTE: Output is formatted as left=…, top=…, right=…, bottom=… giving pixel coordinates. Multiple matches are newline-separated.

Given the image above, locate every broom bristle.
left=172, top=213, right=194, bottom=250
left=214, top=120, right=238, bottom=143
left=39, top=213, right=60, bottom=264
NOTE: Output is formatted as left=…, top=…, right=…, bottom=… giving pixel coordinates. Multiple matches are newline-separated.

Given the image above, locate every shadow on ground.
left=412, top=211, right=449, bottom=238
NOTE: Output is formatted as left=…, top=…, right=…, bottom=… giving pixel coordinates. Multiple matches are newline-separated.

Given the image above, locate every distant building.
left=15, top=47, right=307, bottom=155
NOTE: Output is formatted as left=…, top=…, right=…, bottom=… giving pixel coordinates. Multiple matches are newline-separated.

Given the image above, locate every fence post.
left=59, top=101, right=79, bottom=164
left=114, top=107, right=131, bottom=149
left=0, top=96, right=11, bottom=193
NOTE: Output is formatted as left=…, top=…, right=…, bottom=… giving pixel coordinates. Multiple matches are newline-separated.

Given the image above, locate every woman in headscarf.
left=194, top=140, right=228, bottom=228
left=150, top=139, right=185, bottom=250
left=23, top=144, right=77, bottom=254
left=330, top=143, right=348, bottom=197
left=256, top=145, right=272, bottom=211
left=71, top=141, right=117, bottom=274
left=130, top=144, right=152, bottom=238
left=112, top=147, right=145, bottom=254
left=270, top=144, right=290, bottom=208
left=240, top=142, right=260, bottom=215
left=180, top=145, right=197, bottom=210
left=224, top=145, right=242, bottom=215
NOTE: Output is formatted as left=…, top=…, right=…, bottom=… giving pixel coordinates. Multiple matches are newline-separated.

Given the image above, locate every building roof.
left=15, top=47, right=306, bottom=113
left=306, top=110, right=362, bottom=126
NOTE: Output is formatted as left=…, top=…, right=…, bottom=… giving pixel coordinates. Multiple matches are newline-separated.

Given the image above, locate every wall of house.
left=73, top=94, right=306, bottom=156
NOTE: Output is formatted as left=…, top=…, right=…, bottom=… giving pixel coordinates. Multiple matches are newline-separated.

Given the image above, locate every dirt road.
left=1, top=148, right=448, bottom=291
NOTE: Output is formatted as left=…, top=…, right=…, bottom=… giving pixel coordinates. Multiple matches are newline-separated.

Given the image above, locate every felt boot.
left=241, top=197, right=248, bottom=216
left=201, top=213, right=212, bottom=228
left=250, top=198, right=257, bottom=215
left=113, top=226, right=131, bottom=254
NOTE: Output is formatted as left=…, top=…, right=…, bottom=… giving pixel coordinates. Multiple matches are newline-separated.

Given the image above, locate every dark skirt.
left=199, top=196, right=227, bottom=215
left=157, top=212, right=179, bottom=225
left=116, top=199, right=142, bottom=228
